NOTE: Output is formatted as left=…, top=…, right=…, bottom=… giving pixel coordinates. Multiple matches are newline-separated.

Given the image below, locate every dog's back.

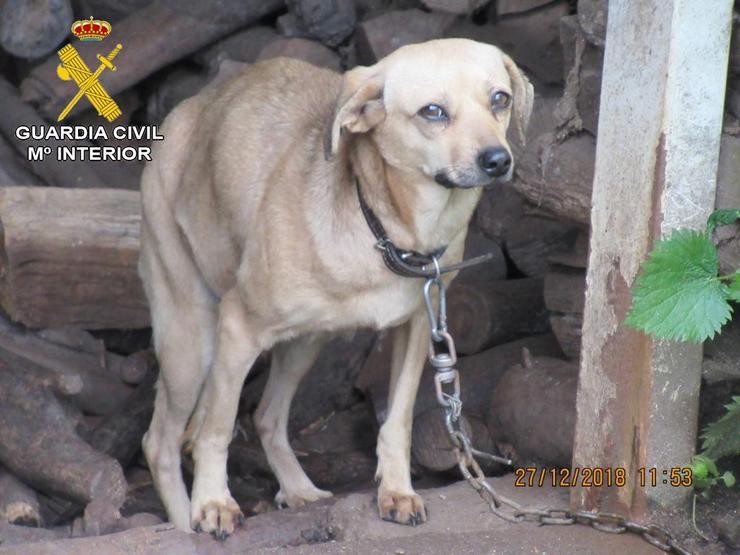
left=141, top=59, right=342, bottom=298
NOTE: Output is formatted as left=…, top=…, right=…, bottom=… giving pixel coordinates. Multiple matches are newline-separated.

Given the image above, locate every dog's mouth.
left=434, top=170, right=511, bottom=189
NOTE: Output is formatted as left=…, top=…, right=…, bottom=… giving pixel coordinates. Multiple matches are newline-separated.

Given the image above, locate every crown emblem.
left=71, top=17, right=111, bottom=41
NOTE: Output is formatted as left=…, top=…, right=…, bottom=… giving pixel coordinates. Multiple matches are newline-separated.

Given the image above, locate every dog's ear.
left=502, top=54, right=534, bottom=148
left=324, top=66, right=385, bottom=161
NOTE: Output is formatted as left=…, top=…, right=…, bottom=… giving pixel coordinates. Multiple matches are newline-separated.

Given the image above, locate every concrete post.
left=571, top=0, right=733, bottom=517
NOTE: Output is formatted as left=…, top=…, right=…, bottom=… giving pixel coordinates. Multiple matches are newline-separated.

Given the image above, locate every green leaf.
left=625, top=229, right=732, bottom=342
left=721, top=471, right=736, bottom=488
left=693, top=454, right=718, bottom=476
left=729, top=272, right=740, bottom=302
left=707, top=208, right=740, bottom=234
left=701, top=396, right=740, bottom=461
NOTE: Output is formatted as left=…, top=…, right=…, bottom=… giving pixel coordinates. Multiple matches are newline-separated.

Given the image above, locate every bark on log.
left=0, top=187, right=149, bottom=330
left=487, top=354, right=577, bottom=468
left=0, top=364, right=127, bottom=508
left=288, top=331, right=376, bottom=434
left=195, top=26, right=278, bottom=71
left=513, top=131, right=596, bottom=226
left=0, top=0, right=73, bottom=60
left=503, top=216, right=581, bottom=277
left=0, top=78, right=138, bottom=190
left=0, top=469, right=42, bottom=526
left=280, top=0, right=356, bottom=48
left=21, top=0, right=285, bottom=120
left=87, top=373, right=156, bottom=467
left=473, top=182, right=524, bottom=245
left=411, top=407, right=474, bottom=471
left=411, top=408, right=502, bottom=474
left=355, top=9, right=456, bottom=64
left=0, top=315, right=134, bottom=415
left=446, top=277, right=550, bottom=355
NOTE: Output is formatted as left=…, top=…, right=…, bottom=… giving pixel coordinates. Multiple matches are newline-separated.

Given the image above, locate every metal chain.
left=421, top=273, right=694, bottom=555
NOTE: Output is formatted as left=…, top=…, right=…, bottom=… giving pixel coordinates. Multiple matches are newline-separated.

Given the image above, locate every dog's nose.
left=477, top=147, right=512, bottom=177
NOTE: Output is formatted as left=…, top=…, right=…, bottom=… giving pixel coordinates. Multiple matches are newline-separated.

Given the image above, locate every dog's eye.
left=491, top=91, right=512, bottom=111
left=418, top=104, right=448, bottom=121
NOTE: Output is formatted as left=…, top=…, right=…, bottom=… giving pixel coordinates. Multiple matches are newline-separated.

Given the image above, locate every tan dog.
left=138, top=38, right=533, bottom=539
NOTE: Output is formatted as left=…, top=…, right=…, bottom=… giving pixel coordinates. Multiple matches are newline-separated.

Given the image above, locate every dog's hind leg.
left=140, top=222, right=218, bottom=532
left=375, top=310, right=428, bottom=526
left=254, top=335, right=333, bottom=508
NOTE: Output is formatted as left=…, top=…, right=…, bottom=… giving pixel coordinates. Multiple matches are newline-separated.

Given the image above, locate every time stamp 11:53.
left=513, top=467, right=694, bottom=488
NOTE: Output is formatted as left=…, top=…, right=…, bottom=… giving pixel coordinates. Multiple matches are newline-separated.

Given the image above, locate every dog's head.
left=324, top=38, right=533, bottom=188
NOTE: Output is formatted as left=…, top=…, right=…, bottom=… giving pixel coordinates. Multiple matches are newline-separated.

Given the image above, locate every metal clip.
left=434, top=368, right=460, bottom=408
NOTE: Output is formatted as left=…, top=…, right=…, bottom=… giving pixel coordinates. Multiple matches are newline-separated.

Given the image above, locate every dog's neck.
left=347, top=136, right=481, bottom=253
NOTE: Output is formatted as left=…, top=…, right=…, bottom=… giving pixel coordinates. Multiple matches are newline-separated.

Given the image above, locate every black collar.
left=356, top=178, right=447, bottom=278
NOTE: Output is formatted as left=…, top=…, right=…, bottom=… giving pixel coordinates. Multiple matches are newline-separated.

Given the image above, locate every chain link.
left=421, top=273, right=694, bottom=555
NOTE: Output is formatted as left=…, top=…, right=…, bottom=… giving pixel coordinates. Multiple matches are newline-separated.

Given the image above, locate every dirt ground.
left=3, top=477, right=731, bottom=555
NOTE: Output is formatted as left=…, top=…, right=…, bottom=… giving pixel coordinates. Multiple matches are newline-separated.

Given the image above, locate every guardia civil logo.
left=55, top=17, right=122, bottom=122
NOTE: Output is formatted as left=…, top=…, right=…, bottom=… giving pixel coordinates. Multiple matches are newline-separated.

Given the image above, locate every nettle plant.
left=625, top=209, right=740, bottom=497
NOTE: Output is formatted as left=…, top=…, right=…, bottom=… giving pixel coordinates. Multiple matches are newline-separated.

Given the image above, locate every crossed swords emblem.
left=56, top=43, right=122, bottom=122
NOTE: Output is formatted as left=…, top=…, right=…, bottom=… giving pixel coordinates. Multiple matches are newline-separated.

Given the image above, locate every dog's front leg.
left=375, top=309, right=428, bottom=526
left=190, top=289, right=260, bottom=539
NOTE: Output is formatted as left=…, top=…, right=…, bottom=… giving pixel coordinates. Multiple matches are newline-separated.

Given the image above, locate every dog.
left=138, top=38, right=533, bottom=539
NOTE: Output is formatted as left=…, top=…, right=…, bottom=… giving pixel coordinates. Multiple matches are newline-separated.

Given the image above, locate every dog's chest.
left=343, top=279, right=424, bottom=330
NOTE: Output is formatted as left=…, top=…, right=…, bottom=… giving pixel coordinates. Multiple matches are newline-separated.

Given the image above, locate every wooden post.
left=571, top=0, right=733, bottom=517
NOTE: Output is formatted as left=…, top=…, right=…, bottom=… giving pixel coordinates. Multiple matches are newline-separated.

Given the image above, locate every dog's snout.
left=477, top=147, right=511, bottom=177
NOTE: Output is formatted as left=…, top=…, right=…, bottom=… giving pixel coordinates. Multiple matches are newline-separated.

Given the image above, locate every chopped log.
left=557, top=15, right=604, bottom=135
left=421, top=0, right=488, bottom=15
left=280, top=0, right=356, bottom=48
left=0, top=78, right=138, bottom=190
left=411, top=407, right=474, bottom=471
left=288, top=331, right=376, bottom=434
left=546, top=227, right=589, bottom=269
left=195, top=26, right=278, bottom=71
left=544, top=267, right=586, bottom=314
left=716, top=133, right=740, bottom=276
left=411, top=408, right=503, bottom=474
left=0, top=365, right=127, bottom=508
left=445, top=1, right=569, bottom=86
left=503, top=216, right=581, bottom=277
left=0, top=315, right=134, bottom=415
left=87, top=372, right=156, bottom=467
left=0, top=0, right=72, bottom=59
left=357, top=333, right=563, bottom=424
left=0, top=187, right=149, bottom=330
left=299, top=450, right=376, bottom=491
left=75, top=0, right=152, bottom=22
left=0, top=469, right=42, bottom=526
left=257, top=38, right=342, bottom=71
left=544, top=263, right=586, bottom=360
left=0, top=134, right=44, bottom=187
left=21, top=0, right=285, bottom=120
left=513, top=132, right=596, bottom=226
left=548, top=314, right=582, bottom=361
left=446, top=277, right=550, bottom=355
left=577, top=0, right=608, bottom=47
left=473, top=182, right=525, bottom=245
left=460, top=227, right=507, bottom=283
left=496, top=0, right=554, bottom=15
left=146, top=66, right=210, bottom=124
left=109, top=350, right=156, bottom=386
left=487, top=353, right=577, bottom=468
left=355, top=10, right=456, bottom=64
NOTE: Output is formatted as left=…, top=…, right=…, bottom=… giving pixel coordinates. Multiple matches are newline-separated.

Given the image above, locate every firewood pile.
left=0, top=0, right=737, bottom=550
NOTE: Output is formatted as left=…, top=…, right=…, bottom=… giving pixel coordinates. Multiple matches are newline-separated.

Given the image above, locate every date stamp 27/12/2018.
left=513, top=466, right=694, bottom=488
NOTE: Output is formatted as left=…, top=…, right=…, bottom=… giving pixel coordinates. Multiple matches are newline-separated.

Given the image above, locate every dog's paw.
left=191, top=496, right=244, bottom=541
left=377, top=489, right=427, bottom=526
left=275, top=485, right=333, bottom=508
